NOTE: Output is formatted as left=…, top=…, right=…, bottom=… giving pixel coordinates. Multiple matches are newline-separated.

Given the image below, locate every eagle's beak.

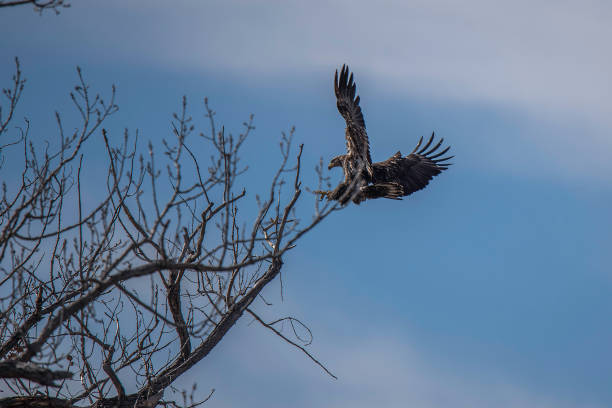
left=327, top=163, right=334, bottom=170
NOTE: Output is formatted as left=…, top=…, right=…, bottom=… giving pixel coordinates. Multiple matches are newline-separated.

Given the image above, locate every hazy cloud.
left=65, top=1, right=611, bottom=122
left=7, top=1, right=610, bottom=120
left=10, top=0, right=605, bottom=179
left=181, top=322, right=601, bottom=408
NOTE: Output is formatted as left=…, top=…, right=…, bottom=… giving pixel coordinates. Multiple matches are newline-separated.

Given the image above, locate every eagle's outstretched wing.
left=372, top=133, right=452, bottom=197
left=335, top=65, right=373, bottom=176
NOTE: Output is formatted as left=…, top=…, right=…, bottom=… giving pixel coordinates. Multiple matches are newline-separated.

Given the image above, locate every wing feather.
left=417, top=133, right=435, bottom=154
left=372, top=133, right=452, bottom=197
left=361, top=183, right=404, bottom=200
left=335, top=65, right=373, bottom=172
left=410, top=136, right=424, bottom=154
left=428, top=145, right=451, bottom=159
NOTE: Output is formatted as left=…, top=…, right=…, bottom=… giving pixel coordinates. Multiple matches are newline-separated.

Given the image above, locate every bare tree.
left=0, top=0, right=68, bottom=13
left=0, top=59, right=342, bottom=407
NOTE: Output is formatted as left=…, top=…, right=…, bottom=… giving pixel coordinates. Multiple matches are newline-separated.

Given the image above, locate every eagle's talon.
left=313, top=190, right=330, bottom=200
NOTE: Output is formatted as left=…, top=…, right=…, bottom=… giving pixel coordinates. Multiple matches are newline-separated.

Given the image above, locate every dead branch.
left=0, top=61, right=340, bottom=407
left=0, top=361, right=72, bottom=386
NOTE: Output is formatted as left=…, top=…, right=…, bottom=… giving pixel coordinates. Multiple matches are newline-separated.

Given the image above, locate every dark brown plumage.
left=333, top=65, right=372, bottom=176
left=327, top=65, right=452, bottom=204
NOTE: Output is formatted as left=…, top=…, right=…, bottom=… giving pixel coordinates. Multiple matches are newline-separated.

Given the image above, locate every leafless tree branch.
left=0, top=60, right=340, bottom=407
left=0, top=0, right=69, bottom=14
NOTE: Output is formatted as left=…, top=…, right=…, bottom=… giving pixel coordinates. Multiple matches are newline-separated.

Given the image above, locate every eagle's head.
left=328, top=155, right=345, bottom=170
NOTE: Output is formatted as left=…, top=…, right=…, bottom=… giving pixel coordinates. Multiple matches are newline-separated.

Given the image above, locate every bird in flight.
left=320, top=65, right=452, bottom=204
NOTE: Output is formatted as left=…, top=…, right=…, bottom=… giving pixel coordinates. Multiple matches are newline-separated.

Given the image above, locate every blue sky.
left=1, top=1, right=611, bottom=407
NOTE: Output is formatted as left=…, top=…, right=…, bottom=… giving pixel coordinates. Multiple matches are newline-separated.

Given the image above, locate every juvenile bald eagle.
left=326, top=65, right=452, bottom=204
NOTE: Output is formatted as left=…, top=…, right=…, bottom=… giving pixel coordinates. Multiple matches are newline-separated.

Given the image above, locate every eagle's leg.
left=313, top=180, right=349, bottom=201
left=329, top=182, right=358, bottom=204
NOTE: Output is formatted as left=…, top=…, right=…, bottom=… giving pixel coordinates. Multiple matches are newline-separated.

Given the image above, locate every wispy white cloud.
left=3, top=0, right=611, bottom=179
left=77, top=1, right=612, bottom=120
left=323, top=337, right=594, bottom=408
left=9, top=1, right=611, bottom=120
left=178, top=321, right=600, bottom=408
left=15, top=0, right=606, bottom=179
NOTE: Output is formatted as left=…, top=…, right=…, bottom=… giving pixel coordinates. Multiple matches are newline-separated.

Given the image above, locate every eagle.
left=323, top=65, right=452, bottom=204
